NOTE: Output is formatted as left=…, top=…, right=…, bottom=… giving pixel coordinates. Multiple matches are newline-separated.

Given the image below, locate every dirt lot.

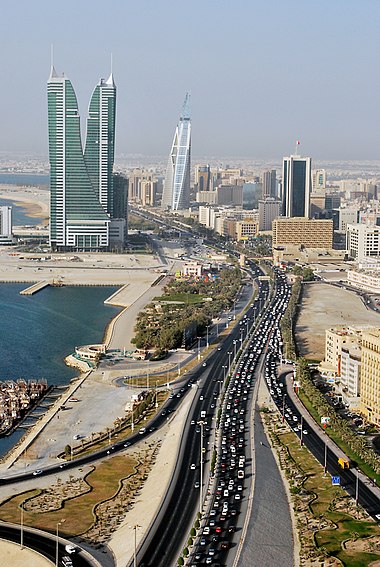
left=295, top=282, right=380, bottom=360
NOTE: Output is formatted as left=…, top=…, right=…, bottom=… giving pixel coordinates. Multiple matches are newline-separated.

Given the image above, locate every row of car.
left=189, top=265, right=271, bottom=566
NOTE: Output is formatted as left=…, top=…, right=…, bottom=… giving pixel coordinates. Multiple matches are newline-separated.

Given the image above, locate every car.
left=61, top=557, right=73, bottom=567
left=234, top=493, right=241, bottom=500
left=33, top=469, right=42, bottom=476
left=73, top=434, right=80, bottom=440
left=220, top=541, right=230, bottom=550
left=208, top=548, right=216, bottom=556
left=200, top=537, right=207, bottom=545
left=202, top=362, right=207, bottom=367
left=194, top=481, right=200, bottom=489
left=65, top=544, right=77, bottom=554
left=215, top=526, right=222, bottom=533
left=190, top=463, right=196, bottom=470
left=209, top=519, right=216, bottom=527
left=139, top=427, right=146, bottom=435
left=123, top=442, right=131, bottom=448
left=203, top=526, right=210, bottom=535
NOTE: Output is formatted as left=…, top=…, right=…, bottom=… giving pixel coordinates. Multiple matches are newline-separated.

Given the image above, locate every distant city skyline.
left=1, top=1, right=380, bottom=161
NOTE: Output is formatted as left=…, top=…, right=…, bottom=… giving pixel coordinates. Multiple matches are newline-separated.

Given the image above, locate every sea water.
left=0, top=283, right=120, bottom=456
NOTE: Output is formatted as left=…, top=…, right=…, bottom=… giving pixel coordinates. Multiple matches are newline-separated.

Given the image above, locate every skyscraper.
left=161, top=94, right=191, bottom=211
left=262, top=169, right=277, bottom=199
left=47, top=66, right=116, bottom=251
left=282, top=155, right=312, bottom=218
left=84, top=75, right=116, bottom=216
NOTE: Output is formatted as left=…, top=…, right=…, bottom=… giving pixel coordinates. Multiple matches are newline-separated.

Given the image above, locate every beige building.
left=360, top=328, right=380, bottom=425
left=181, top=262, right=202, bottom=278
left=272, top=217, right=333, bottom=250
left=347, top=268, right=380, bottom=293
left=235, top=219, right=259, bottom=241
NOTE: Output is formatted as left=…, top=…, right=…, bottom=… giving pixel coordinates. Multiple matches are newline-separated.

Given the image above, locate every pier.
left=20, top=280, right=51, bottom=295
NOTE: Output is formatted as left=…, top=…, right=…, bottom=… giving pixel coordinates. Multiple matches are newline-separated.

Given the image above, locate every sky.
left=1, top=0, right=380, bottom=161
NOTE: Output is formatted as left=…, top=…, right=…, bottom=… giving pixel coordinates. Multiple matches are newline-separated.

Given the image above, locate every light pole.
left=198, top=420, right=205, bottom=515
left=233, top=299, right=236, bottom=320
left=206, top=325, right=210, bottom=348
left=228, top=351, right=232, bottom=374
left=131, top=403, right=135, bottom=432
left=197, top=337, right=201, bottom=360
left=324, top=441, right=327, bottom=476
left=355, top=468, right=359, bottom=507
left=233, top=340, right=237, bottom=359
left=146, top=368, right=149, bottom=390
left=129, top=524, right=141, bottom=567
left=155, top=380, right=159, bottom=408
left=222, top=365, right=227, bottom=381
left=300, top=415, right=304, bottom=446
left=56, top=519, right=65, bottom=567
left=20, top=502, right=24, bottom=550
left=282, top=393, right=287, bottom=423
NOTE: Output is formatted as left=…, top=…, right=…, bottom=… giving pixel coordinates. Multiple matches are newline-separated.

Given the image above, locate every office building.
left=216, top=185, right=243, bottom=207
left=243, top=182, right=262, bottom=208
left=360, top=329, right=380, bottom=425
left=195, top=165, right=211, bottom=192
left=272, top=217, right=333, bottom=249
left=112, top=173, right=128, bottom=221
left=48, top=66, right=114, bottom=251
left=84, top=75, right=116, bottom=216
left=162, top=93, right=191, bottom=211
left=262, top=170, right=277, bottom=199
left=347, top=268, right=380, bottom=294
left=282, top=155, right=312, bottom=218
left=346, top=223, right=380, bottom=262
left=312, top=169, right=326, bottom=193
left=258, top=198, right=281, bottom=231
left=338, top=208, right=358, bottom=233
left=0, top=206, right=15, bottom=245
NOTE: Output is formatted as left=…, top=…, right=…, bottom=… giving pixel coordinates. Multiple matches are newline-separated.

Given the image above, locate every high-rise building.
left=312, top=169, right=326, bottom=193
left=262, top=170, right=277, bottom=199
left=282, top=155, right=312, bottom=218
left=258, top=198, right=281, bottom=231
left=47, top=66, right=115, bottom=251
left=162, top=94, right=191, bottom=211
left=195, top=165, right=211, bottom=192
left=84, top=75, right=116, bottom=216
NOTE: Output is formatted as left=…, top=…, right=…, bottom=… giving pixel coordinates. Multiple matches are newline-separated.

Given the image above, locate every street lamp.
left=131, top=403, right=135, bottom=432
left=222, top=365, right=227, bottom=381
left=206, top=325, right=210, bottom=348
left=146, top=368, right=149, bottom=390
left=198, top=420, right=205, bottom=515
left=233, top=340, right=237, bottom=359
left=233, top=299, right=236, bottom=320
left=323, top=441, right=327, bottom=476
left=197, top=337, right=201, bottom=360
left=355, top=468, right=359, bottom=507
left=227, top=351, right=232, bottom=374
left=56, top=519, right=65, bottom=567
left=282, top=393, right=287, bottom=423
left=20, top=502, right=24, bottom=550
left=129, top=524, right=141, bottom=567
left=300, top=415, right=304, bottom=446
left=155, top=380, right=159, bottom=408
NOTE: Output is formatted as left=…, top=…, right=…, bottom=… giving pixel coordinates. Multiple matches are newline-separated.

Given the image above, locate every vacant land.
left=296, top=283, right=380, bottom=360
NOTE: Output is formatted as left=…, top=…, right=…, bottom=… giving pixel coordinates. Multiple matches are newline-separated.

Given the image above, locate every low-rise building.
left=360, top=328, right=380, bottom=425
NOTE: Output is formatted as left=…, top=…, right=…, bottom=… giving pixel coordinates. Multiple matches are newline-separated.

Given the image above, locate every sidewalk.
left=0, top=539, right=53, bottom=567
left=284, top=370, right=380, bottom=501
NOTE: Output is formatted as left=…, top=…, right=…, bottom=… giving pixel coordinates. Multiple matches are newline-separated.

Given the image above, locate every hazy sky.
left=1, top=0, right=380, bottom=161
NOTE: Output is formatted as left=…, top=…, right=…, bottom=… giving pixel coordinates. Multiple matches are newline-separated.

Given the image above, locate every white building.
left=0, top=206, right=12, bottom=235
left=346, top=223, right=380, bottom=262
left=338, top=208, right=358, bottom=233
left=347, top=268, right=380, bottom=293
left=340, top=344, right=361, bottom=409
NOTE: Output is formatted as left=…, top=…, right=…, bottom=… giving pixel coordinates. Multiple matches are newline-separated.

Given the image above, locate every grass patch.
left=0, top=455, right=137, bottom=537
left=277, top=427, right=380, bottom=565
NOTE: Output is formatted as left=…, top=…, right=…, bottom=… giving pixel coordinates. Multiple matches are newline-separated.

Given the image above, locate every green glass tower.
left=47, top=66, right=116, bottom=251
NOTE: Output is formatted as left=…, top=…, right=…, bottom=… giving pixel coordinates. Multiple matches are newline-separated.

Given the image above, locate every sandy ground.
left=0, top=185, right=49, bottom=221
left=295, top=282, right=380, bottom=360
left=0, top=538, right=53, bottom=566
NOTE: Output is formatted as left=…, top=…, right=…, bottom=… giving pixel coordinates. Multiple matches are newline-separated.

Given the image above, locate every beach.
left=0, top=184, right=49, bottom=222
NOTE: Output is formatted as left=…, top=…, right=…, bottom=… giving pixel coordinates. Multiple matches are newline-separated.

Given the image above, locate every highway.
left=135, top=265, right=269, bottom=566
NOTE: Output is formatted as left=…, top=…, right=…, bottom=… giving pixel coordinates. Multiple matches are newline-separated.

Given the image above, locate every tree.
left=64, top=444, right=71, bottom=457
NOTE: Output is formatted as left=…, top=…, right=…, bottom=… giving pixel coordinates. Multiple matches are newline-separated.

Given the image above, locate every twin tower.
left=47, top=66, right=116, bottom=250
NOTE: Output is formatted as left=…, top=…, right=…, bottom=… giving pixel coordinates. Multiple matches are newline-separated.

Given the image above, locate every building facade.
left=346, top=223, right=380, bottom=262
left=282, top=155, right=312, bottom=218
left=48, top=66, right=114, bottom=251
left=262, top=170, right=277, bottom=199
left=162, top=93, right=191, bottom=211
left=360, top=329, right=380, bottom=425
left=272, top=217, right=333, bottom=248
left=258, top=198, right=281, bottom=231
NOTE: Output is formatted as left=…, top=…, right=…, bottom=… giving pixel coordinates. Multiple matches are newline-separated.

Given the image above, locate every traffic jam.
left=189, top=266, right=292, bottom=566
